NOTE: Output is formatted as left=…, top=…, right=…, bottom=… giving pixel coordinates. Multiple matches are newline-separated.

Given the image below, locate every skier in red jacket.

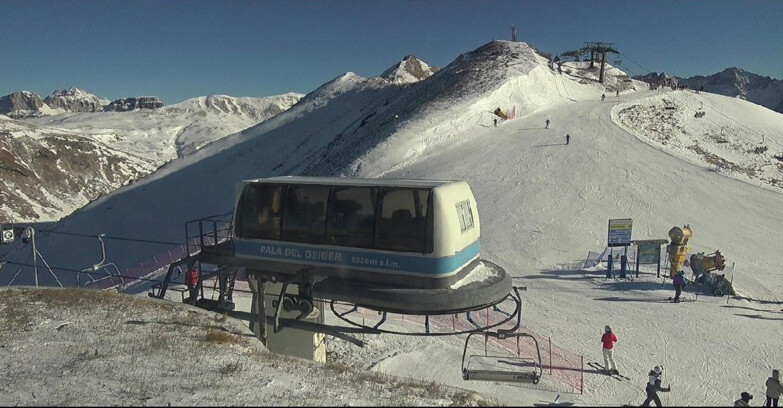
left=601, top=325, right=618, bottom=374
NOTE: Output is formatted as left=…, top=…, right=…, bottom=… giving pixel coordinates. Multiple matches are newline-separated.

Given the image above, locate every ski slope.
left=2, top=41, right=782, bottom=406
left=343, top=57, right=783, bottom=405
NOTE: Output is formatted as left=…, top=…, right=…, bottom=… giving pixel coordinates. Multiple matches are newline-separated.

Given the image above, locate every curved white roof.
left=244, top=176, right=460, bottom=188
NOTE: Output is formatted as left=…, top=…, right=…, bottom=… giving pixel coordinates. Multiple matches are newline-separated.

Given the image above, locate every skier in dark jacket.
left=566, top=134, right=570, bottom=145
left=734, top=392, right=753, bottom=407
left=672, top=271, right=686, bottom=302
left=767, top=369, right=783, bottom=407
left=642, top=366, right=671, bottom=407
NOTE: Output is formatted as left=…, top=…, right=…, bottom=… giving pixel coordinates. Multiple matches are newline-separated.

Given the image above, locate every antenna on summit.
left=511, top=25, right=518, bottom=42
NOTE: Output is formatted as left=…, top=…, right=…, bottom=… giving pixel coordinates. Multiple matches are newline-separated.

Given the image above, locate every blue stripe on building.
left=233, top=239, right=481, bottom=276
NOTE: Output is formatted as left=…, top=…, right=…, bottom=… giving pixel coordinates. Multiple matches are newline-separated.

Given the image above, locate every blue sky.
left=1, top=0, right=781, bottom=105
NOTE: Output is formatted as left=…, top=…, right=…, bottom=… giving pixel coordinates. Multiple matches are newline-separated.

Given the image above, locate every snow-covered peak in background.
left=162, top=93, right=303, bottom=121
left=680, top=67, right=783, bottom=113
left=635, top=68, right=783, bottom=113
left=302, top=72, right=371, bottom=104
left=43, top=87, right=111, bottom=112
left=380, top=54, right=439, bottom=84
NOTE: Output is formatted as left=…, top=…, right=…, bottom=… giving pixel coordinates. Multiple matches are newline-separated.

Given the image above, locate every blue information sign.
left=608, top=218, right=633, bottom=247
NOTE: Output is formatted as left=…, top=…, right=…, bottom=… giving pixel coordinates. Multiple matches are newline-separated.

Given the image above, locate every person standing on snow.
left=616, top=89, right=620, bottom=97
left=565, top=134, right=571, bottom=145
left=642, top=366, right=671, bottom=407
left=493, top=118, right=497, bottom=128
left=766, top=369, right=783, bottom=407
left=545, top=119, right=550, bottom=129
left=601, top=93, right=606, bottom=101
left=601, top=325, right=618, bottom=374
left=734, top=392, right=753, bottom=407
left=672, top=271, right=686, bottom=302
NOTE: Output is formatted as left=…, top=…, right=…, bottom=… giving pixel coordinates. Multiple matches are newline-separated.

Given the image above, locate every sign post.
left=631, top=239, right=668, bottom=277
left=608, top=219, right=632, bottom=279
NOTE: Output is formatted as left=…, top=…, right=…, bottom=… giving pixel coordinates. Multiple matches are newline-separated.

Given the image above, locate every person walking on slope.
left=642, top=366, right=671, bottom=407
left=672, top=271, right=686, bottom=302
left=734, top=392, right=753, bottom=407
left=616, top=89, right=620, bottom=97
left=766, top=369, right=783, bottom=407
left=493, top=118, right=497, bottom=128
left=545, top=119, right=550, bottom=129
left=601, top=93, right=606, bottom=101
left=601, top=325, right=618, bottom=374
left=565, top=134, right=570, bottom=145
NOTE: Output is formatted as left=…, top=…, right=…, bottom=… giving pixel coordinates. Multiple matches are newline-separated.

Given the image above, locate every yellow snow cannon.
left=666, top=225, right=692, bottom=277
left=690, top=250, right=732, bottom=296
left=493, top=107, right=508, bottom=120
left=689, top=250, right=726, bottom=276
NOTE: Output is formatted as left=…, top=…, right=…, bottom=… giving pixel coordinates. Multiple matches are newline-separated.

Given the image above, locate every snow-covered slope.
left=0, top=115, right=157, bottom=221
left=2, top=40, right=782, bottom=406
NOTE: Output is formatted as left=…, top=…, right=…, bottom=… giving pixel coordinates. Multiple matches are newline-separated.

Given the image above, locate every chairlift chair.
left=461, top=331, right=543, bottom=384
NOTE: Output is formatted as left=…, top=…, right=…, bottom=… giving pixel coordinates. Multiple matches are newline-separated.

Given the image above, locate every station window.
left=376, top=188, right=430, bottom=253
left=456, top=200, right=474, bottom=232
left=237, top=183, right=284, bottom=240
left=327, top=186, right=378, bottom=248
left=282, top=184, right=331, bottom=244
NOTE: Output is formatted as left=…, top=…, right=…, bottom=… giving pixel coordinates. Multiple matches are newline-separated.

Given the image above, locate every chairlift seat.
left=463, top=355, right=541, bottom=384
left=461, top=332, right=543, bottom=385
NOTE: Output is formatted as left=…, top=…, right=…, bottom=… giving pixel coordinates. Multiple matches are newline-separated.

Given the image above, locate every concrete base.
left=243, top=276, right=326, bottom=362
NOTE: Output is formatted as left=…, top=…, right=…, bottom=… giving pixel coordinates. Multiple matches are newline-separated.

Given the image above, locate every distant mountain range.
left=0, top=92, right=303, bottom=221
left=0, top=52, right=439, bottom=222
left=0, top=87, right=165, bottom=117
left=633, top=67, right=783, bottom=113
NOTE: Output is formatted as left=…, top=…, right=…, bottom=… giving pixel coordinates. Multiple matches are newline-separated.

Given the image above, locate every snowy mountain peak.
left=299, top=72, right=371, bottom=106
left=380, top=54, right=439, bottom=84
left=162, top=93, right=304, bottom=121
left=44, top=87, right=110, bottom=112
left=678, top=67, right=783, bottom=113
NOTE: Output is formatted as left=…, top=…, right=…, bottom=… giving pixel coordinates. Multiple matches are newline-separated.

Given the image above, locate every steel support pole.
left=248, top=273, right=267, bottom=346
left=31, top=229, right=38, bottom=287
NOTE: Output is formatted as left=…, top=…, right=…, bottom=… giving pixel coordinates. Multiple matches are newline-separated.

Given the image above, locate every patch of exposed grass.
left=324, top=361, right=354, bottom=376
left=219, top=361, right=242, bottom=375
left=204, top=329, right=241, bottom=344
left=143, top=332, right=171, bottom=351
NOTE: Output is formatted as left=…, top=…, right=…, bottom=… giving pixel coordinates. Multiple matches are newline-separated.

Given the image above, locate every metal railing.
left=185, top=212, right=234, bottom=257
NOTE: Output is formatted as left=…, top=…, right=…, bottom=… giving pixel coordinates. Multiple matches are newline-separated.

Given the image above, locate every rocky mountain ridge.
left=380, top=54, right=439, bottom=84
left=634, top=67, right=783, bottom=113
left=43, top=87, right=111, bottom=113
